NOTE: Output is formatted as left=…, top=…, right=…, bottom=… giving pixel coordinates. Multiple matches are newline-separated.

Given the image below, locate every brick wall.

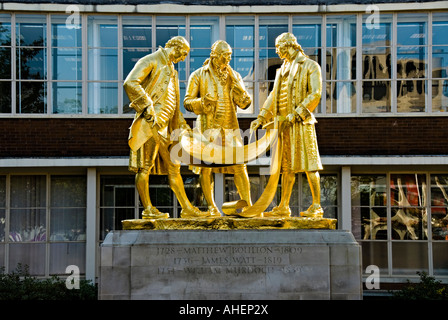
left=0, top=117, right=446, bottom=158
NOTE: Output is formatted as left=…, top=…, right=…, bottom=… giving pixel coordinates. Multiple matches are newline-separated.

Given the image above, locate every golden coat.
left=124, top=48, right=187, bottom=174
left=260, top=52, right=323, bottom=173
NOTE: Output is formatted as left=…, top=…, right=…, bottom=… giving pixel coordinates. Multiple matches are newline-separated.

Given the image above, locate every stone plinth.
left=99, top=229, right=362, bottom=300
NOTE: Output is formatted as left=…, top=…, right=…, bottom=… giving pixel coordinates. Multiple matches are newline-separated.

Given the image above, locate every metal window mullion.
left=45, top=174, right=51, bottom=277
left=255, top=15, right=260, bottom=115
left=426, top=172, right=433, bottom=275
left=428, top=12, right=433, bottom=114
left=117, top=15, right=123, bottom=115
left=46, top=13, right=52, bottom=115
left=391, top=13, right=398, bottom=114
left=5, top=174, right=10, bottom=273
left=356, top=13, right=362, bottom=115
left=152, top=14, right=156, bottom=51
left=386, top=172, right=393, bottom=277
left=321, top=14, right=327, bottom=115
left=82, top=14, right=88, bottom=115
left=11, top=13, right=16, bottom=115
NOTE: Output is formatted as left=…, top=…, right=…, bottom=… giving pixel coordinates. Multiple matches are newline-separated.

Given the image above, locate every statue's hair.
left=203, top=40, right=232, bottom=66
left=275, top=32, right=308, bottom=58
left=165, top=36, right=190, bottom=50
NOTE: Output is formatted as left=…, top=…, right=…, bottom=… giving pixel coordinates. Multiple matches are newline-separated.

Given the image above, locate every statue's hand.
left=250, top=118, right=264, bottom=132
left=286, top=113, right=297, bottom=123
left=202, top=94, right=217, bottom=114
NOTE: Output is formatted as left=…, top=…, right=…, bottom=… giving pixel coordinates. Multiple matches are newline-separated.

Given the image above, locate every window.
left=1, top=174, right=86, bottom=276
left=1, top=12, right=447, bottom=116
left=432, top=13, right=448, bottom=113
left=325, top=15, right=357, bottom=114
left=352, top=173, right=448, bottom=277
left=362, top=14, right=392, bottom=113
left=51, top=15, right=82, bottom=114
left=226, top=16, right=255, bottom=114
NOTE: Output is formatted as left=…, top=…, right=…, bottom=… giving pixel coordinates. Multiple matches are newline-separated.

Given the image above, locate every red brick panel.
left=0, top=117, right=446, bottom=158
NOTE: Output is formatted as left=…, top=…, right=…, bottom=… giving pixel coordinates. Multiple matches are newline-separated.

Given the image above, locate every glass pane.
left=362, top=47, right=391, bottom=80
left=16, top=81, right=46, bottom=113
left=432, top=78, right=448, bottom=112
left=0, top=81, right=11, bottom=113
left=10, top=175, right=46, bottom=208
left=326, top=15, right=356, bottom=47
left=230, top=48, right=254, bottom=80
left=123, top=48, right=152, bottom=80
left=0, top=176, right=5, bottom=207
left=433, top=17, right=448, bottom=45
left=259, top=16, right=288, bottom=48
left=17, top=47, right=46, bottom=80
left=361, top=241, right=388, bottom=274
left=50, top=208, right=85, bottom=241
left=392, top=242, right=428, bottom=275
left=50, top=243, right=85, bottom=275
left=10, top=209, right=46, bottom=242
left=52, top=17, right=82, bottom=47
left=397, top=15, right=427, bottom=46
left=362, top=17, right=392, bottom=47
left=16, top=15, right=46, bottom=47
left=190, top=16, right=219, bottom=49
left=351, top=175, right=387, bottom=207
left=391, top=174, right=427, bottom=207
left=88, top=48, right=117, bottom=81
left=354, top=207, right=387, bottom=240
left=122, top=16, right=152, bottom=48
left=100, top=175, right=135, bottom=206
left=432, top=46, right=448, bottom=78
left=397, top=46, right=427, bottom=79
left=259, top=48, right=282, bottom=81
left=391, top=207, right=427, bottom=240
left=326, top=48, right=356, bottom=81
left=185, top=176, right=207, bottom=208
left=326, top=81, right=356, bottom=113
left=52, top=48, right=82, bottom=80
left=0, top=244, right=4, bottom=267
left=0, top=209, right=5, bottom=242
left=88, top=16, right=117, bottom=48
left=397, top=79, right=426, bottom=112
left=0, top=16, right=11, bottom=46
left=292, top=17, right=321, bottom=48
left=190, top=48, right=209, bottom=73
left=226, top=20, right=255, bottom=48
left=52, top=82, right=82, bottom=114
left=155, top=16, right=186, bottom=48
left=0, top=47, right=11, bottom=79
left=431, top=174, right=448, bottom=240
left=433, top=242, right=448, bottom=275
left=88, top=82, right=118, bottom=114
left=9, top=243, right=45, bottom=275
left=362, top=80, right=391, bottom=113
left=51, top=176, right=86, bottom=207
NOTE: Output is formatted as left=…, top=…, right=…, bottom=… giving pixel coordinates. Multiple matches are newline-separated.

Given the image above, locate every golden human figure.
left=251, top=32, right=324, bottom=218
left=124, top=36, right=210, bottom=219
left=184, top=40, right=253, bottom=217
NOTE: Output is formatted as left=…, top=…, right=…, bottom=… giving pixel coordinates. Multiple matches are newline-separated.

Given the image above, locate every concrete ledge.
left=99, top=229, right=362, bottom=300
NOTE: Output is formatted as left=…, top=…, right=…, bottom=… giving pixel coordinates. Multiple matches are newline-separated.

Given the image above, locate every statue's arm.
left=294, top=62, right=322, bottom=119
left=123, top=55, right=156, bottom=114
left=183, top=72, right=203, bottom=114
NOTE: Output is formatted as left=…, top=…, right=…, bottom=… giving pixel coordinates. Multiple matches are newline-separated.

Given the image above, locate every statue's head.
left=210, top=40, right=232, bottom=68
left=275, top=32, right=304, bottom=60
left=165, top=36, right=190, bottom=63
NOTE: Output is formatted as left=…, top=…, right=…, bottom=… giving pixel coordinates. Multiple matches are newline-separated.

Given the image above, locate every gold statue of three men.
left=124, top=32, right=324, bottom=220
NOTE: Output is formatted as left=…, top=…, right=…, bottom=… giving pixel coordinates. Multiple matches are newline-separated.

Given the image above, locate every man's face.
left=171, top=45, right=190, bottom=63
left=275, top=42, right=289, bottom=60
left=214, top=50, right=232, bottom=69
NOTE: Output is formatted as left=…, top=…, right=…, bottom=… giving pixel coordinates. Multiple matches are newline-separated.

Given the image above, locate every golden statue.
left=184, top=40, right=253, bottom=217
left=250, top=32, right=324, bottom=218
left=124, top=36, right=210, bottom=219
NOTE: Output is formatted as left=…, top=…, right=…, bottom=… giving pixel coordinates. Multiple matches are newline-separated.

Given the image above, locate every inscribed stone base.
left=99, top=229, right=362, bottom=300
